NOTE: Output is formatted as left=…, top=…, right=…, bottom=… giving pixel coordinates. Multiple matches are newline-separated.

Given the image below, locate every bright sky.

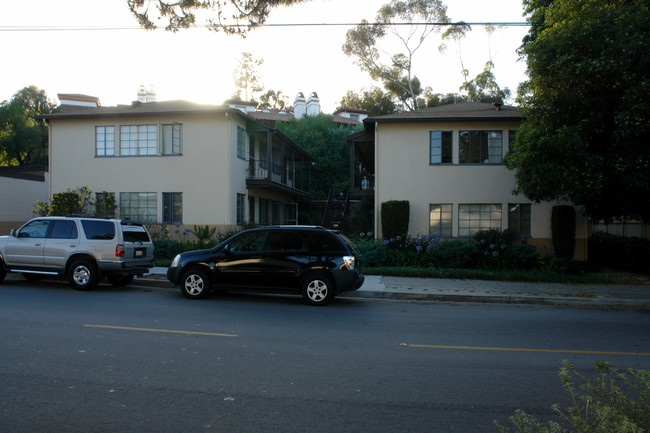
left=1, top=0, right=529, bottom=113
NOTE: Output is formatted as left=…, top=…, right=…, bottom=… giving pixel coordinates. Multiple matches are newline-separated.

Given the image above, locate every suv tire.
left=68, top=259, right=99, bottom=291
left=301, top=273, right=334, bottom=306
left=181, top=268, right=210, bottom=299
left=0, top=266, right=6, bottom=284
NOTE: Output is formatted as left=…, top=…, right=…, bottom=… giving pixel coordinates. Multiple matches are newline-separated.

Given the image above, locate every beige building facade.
left=351, top=103, right=589, bottom=259
left=41, top=100, right=311, bottom=234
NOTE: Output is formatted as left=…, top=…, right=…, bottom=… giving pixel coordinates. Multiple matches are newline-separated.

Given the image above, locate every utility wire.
left=0, top=21, right=533, bottom=32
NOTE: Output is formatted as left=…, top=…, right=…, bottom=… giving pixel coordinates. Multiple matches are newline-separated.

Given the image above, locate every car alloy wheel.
left=181, top=268, right=210, bottom=299
left=68, top=259, right=99, bottom=291
left=301, top=273, right=334, bottom=306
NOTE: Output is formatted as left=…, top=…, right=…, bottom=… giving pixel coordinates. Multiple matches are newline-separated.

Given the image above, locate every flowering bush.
left=473, top=229, right=537, bottom=270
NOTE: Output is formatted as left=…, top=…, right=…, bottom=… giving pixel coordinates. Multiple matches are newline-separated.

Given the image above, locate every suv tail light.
left=115, top=244, right=125, bottom=257
left=343, top=256, right=355, bottom=270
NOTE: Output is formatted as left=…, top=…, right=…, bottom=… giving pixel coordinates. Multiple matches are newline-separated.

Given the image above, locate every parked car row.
left=0, top=219, right=364, bottom=306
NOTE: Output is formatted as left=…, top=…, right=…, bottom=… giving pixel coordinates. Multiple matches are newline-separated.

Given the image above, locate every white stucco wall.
left=0, top=172, right=49, bottom=234
left=373, top=121, right=589, bottom=258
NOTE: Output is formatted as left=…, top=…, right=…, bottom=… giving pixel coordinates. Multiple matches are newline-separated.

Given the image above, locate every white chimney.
left=293, top=92, right=306, bottom=120
left=306, top=92, right=320, bottom=117
left=137, top=85, right=147, bottom=103
left=146, top=85, right=157, bottom=103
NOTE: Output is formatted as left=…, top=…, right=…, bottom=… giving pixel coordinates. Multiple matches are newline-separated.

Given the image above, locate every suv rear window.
left=81, top=220, right=115, bottom=240
left=123, top=227, right=151, bottom=243
left=304, top=231, right=347, bottom=254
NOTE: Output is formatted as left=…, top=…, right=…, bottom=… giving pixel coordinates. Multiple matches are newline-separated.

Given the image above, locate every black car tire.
left=67, top=259, right=99, bottom=291
left=0, top=266, right=6, bottom=284
left=22, top=273, right=46, bottom=281
left=108, top=275, right=135, bottom=286
left=301, top=273, right=334, bottom=306
left=181, top=268, right=210, bottom=299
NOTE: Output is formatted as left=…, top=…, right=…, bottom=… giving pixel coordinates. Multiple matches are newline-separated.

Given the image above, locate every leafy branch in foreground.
left=495, top=360, right=650, bottom=433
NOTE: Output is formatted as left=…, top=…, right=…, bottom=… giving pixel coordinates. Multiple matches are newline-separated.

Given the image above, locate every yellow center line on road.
left=84, top=324, right=238, bottom=338
left=400, top=343, right=650, bottom=356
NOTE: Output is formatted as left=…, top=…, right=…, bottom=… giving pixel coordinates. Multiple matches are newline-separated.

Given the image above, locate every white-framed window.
left=429, top=204, right=452, bottom=237
left=162, top=123, right=182, bottom=155
left=458, top=204, right=502, bottom=237
left=163, top=192, right=182, bottom=224
left=508, top=203, right=531, bottom=237
left=236, top=193, right=245, bottom=225
left=237, top=126, right=246, bottom=159
left=120, top=125, right=157, bottom=156
left=95, top=126, right=115, bottom=156
left=120, top=192, right=157, bottom=222
left=429, top=131, right=452, bottom=164
left=459, top=131, right=503, bottom=164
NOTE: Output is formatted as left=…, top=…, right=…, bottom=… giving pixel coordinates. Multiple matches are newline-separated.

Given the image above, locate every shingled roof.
left=366, top=102, right=522, bottom=124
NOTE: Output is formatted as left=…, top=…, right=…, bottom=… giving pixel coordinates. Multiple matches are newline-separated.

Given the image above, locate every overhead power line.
left=0, top=21, right=533, bottom=32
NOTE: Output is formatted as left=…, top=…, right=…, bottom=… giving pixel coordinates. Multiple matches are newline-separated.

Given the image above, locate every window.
left=350, top=114, right=360, bottom=122
left=429, top=204, right=452, bottom=237
left=162, top=123, right=182, bottom=155
left=272, top=201, right=279, bottom=225
left=120, top=192, right=157, bottom=222
left=229, top=231, right=266, bottom=253
left=120, top=125, right=157, bottom=156
left=269, top=232, right=305, bottom=251
left=430, top=131, right=452, bottom=164
left=50, top=220, right=78, bottom=239
left=259, top=198, right=268, bottom=225
left=458, top=204, right=502, bottom=237
left=18, top=220, right=50, bottom=238
left=81, top=220, right=115, bottom=240
left=459, top=131, right=502, bottom=164
left=163, top=192, right=182, bottom=224
left=508, top=203, right=531, bottom=237
left=95, top=126, right=115, bottom=156
left=96, top=192, right=116, bottom=218
left=237, top=126, right=245, bottom=159
left=236, top=193, right=245, bottom=225
left=248, top=196, right=256, bottom=224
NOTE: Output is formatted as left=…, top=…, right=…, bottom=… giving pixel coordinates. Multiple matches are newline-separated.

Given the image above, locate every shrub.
left=552, top=205, right=576, bottom=261
left=473, top=229, right=538, bottom=270
left=589, top=231, right=650, bottom=274
left=433, top=240, right=480, bottom=269
left=354, top=237, right=387, bottom=267
left=495, top=360, right=650, bottom=432
left=381, top=200, right=409, bottom=239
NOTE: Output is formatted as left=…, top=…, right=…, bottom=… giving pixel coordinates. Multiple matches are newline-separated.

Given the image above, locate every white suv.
left=0, top=217, right=155, bottom=290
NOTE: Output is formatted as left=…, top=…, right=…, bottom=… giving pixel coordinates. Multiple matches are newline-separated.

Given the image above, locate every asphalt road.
left=1, top=279, right=649, bottom=433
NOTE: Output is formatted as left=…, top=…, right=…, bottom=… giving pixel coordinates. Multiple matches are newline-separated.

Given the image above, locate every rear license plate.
left=134, top=248, right=145, bottom=258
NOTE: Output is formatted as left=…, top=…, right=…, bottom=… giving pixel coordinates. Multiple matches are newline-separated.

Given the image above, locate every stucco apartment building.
left=40, top=93, right=312, bottom=232
left=349, top=102, right=589, bottom=259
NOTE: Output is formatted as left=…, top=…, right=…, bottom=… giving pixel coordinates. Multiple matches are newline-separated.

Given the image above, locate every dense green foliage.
left=589, top=232, right=650, bottom=275
left=338, top=87, right=397, bottom=116
left=34, top=186, right=116, bottom=217
left=276, top=115, right=360, bottom=200
left=551, top=206, right=576, bottom=261
left=496, top=361, right=650, bottom=433
left=380, top=200, right=410, bottom=239
left=0, top=86, right=56, bottom=166
left=507, top=0, right=650, bottom=222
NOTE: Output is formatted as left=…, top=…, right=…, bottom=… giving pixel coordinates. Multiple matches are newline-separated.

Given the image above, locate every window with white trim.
left=120, top=125, right=157, bottom=156
left=162, top=123, right=182, bottom=155
left=95, top=126, right=115, bottom=156
left=429, top=131, right=452, bottom=164
left=459, top=131, right=502, bottom=164
left=508, top=203, right=531, bottom=237
left=236, top=193, right=245, bottom=225
left=237, top=126, right=245, bottom=159
left=429, top=204, right=452, bottom=237
left=163, top=192, right=182, bottom=224
left=120, top=192, right=157, bottom=222
left=458, top=204, right=502, bottom=236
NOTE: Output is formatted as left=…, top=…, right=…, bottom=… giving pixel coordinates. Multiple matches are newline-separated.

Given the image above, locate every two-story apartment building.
left=349, top=102, right=589, bottom=259
left=40, top=98, right=312, bottom=231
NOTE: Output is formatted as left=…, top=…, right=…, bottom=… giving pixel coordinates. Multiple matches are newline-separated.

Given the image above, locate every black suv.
left=167, top=226, right=364, bottom=305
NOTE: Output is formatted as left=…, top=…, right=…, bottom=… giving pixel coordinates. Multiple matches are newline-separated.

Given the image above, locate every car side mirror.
left=10, top=229, right=16, bottom=237
left=223, top=244, right=232, bottom=255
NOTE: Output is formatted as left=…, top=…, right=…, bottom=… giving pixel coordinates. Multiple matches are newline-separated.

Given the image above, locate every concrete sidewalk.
left=135, top=267, right=650, bottom=309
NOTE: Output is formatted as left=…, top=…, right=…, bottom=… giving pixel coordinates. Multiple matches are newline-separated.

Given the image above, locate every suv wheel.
left=181, top=268, right=210, bottom=299
left=0, top=266, right=6, bottom=284
left=68, top=259, right=99, bottom=291
left=301, top=273, right=334, bottom=306
left=108, top=275, right=135, bottom=286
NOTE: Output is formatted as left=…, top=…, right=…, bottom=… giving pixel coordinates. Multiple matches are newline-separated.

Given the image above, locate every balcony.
left=247, top=158, right=311, bottom=198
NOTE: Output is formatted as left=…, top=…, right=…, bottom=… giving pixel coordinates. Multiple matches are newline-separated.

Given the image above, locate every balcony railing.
left=247, top=159, right=309, bottom=194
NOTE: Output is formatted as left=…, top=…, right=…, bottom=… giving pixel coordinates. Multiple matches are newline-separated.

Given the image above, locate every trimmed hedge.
left=589, top=231, right=650, bottom=274
left=551, top=205, right=576, bottom=260
left=381, top=200, right=409, bottom=239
